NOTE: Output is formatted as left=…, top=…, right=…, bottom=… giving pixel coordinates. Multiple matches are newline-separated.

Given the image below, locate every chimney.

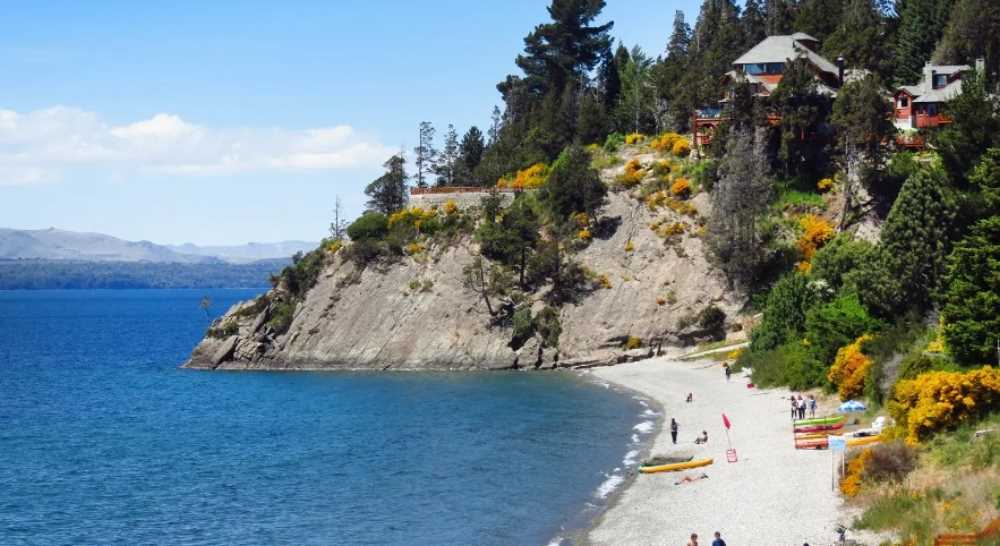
left=976, top=57, right=986, bottom=74
left=924, top=62, right=935, bottom=89
left=836, top=56, right=845, bottom=86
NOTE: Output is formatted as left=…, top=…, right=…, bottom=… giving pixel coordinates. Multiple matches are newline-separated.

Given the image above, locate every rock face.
left=184, top=188, right=740, bottom=371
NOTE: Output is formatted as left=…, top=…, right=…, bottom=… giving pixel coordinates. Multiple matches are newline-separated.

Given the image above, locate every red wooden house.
left=893, top=62, right=975, bottom=131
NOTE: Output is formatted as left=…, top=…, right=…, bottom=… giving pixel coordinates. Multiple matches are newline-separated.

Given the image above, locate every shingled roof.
left=732, top=34, right=839, bottom=77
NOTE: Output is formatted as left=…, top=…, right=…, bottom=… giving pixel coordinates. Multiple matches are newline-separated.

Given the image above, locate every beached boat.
left=793, top=415, right=844, bottom=427
left=639, top=458, right=714, bottom=474
left=794, top=422, right=844, bottom=433
left=794, top=432, right=829, bottom=440
left=847, top=435, right=881, bottom=447
left=795, top=437, right=829, bottom=450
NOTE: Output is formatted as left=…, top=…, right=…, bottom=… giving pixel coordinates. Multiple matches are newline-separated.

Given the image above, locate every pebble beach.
left=585, top=356, right=869, bottom=546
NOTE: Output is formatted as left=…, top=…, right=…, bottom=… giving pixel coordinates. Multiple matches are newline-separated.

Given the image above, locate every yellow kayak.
left=847, top=436, right=881, bottom=447
left=794, top=432, right=829, bottom=440
left=640, top=458, right=714, bottom=474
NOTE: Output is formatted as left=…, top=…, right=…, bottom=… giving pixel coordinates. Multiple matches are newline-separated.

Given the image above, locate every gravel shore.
left=584, top=357, right=861, bottom=546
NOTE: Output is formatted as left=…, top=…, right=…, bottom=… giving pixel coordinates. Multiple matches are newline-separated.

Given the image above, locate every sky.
left=0, top=0, right=700, bottom=245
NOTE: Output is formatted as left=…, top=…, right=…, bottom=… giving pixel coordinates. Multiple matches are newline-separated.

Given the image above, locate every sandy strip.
left=584, top=357, right=858, bottom=546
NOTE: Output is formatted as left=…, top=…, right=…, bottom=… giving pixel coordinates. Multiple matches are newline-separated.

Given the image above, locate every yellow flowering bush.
left=670, top=177, right=691, bottom=198
left=828, top=334, right=874, bottom=401
left=619, top=158, right=645, bottom=187
left=442, top=199, right=459, bottom=215
left=671, top=139, right=692, bottom=157
left=571, top=211, right=590, bottom=229
left=624, top=133, right=645, bottom=145
left=577, top=228, right=592, bottom=241
left=840, top=448, right=873, bottom=497
left=596, top=274, right=612, bottom=289
left=388, top=207, right=437, bottom=232
left=796, top=214, right=835, bottom=269
left=624, top=336, right=642, bottom=349
left=817, top=178, right=834, bottom=192
left=497, top=163, right=549, bottom=189
left=325, top=239, right=343, bottom=254
left=404, top=241, right=426, bottom=255
left=888, top=367, right=1000, bottom=443
left=650, top=132, right=681, bottom=152
left=624, top=239, right=635, bottom=252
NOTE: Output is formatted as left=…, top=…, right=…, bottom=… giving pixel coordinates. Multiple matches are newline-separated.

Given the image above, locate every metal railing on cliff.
left=410, top=186, right=520, bottom=195
left=934, top=516, right=1000, bottom=545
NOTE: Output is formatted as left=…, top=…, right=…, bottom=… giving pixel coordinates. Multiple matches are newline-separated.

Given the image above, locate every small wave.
left=623, top=449, right=639, bottom=466
left=633, top=420, right=654, bottom=434
left=595, top=473, right=625, bottom=499
left=545, top=537, right=565, bottom=546
left=631, top=434, right=639, bottom=443
left=641, top=408, right=657, bottom=417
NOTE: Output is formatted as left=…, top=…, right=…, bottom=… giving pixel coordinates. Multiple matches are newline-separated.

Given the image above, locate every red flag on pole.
left=722, top=413, right=732, bottom=430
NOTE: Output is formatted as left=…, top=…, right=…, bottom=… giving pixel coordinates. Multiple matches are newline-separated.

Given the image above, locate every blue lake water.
left=0, top=289, right=649, bottom=545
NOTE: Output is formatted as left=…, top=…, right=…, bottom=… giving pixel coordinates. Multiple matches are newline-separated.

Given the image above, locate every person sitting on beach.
left=686, top=392, right=694, bottom=403
left=675, top=473, right=709, bottom=485
left=687, top=532, right=699, bottom=546
left=712, top=531, right=727, bottom=546
left=694, top=430, right=708, bottom=444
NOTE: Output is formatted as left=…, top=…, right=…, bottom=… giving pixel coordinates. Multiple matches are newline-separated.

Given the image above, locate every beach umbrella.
left=838, top=400, right=866, bottom=412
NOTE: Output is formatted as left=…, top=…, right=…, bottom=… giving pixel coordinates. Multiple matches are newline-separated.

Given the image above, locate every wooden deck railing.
left=934, top=516, right=1000, bottom=545
left=410, top=186, right=519, bottom=195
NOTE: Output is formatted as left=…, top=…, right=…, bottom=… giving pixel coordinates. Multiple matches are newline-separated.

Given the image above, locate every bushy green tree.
left=476, top=197, right=540, bottom=288
left=346, top=212, right=389, bottom=241
left=893, top=0, right=954, bottom=84
left=764, top=0, right=795, bottom=36
left=822, top=0, right=890, bottom=76
left=433, top=124, right=461, bottom=186
left=364, top=154, right=408, bottom=214
left=459, top=126, right=486, bottom=182
left=792, top=0, right=843, bottom=43
left=935, top=70, right=1000, bottom=182
left=967, top=148, right=1000, bottom=219
left=933, top=0, right=1000, bottom=81
left=804, top=292, right=883, bottom=366
left=540, top=145, right=607, bottom=220
left=768, top=56, right=832, bottom=180
left=940, top=216, right=1000, bottom=364
left=857, top=168, right=958, bottom=316
left=740, top=0, right=766, bottom=49
left=751, top=273, right=817, bottom=352
left=811, top=234, right=875, bottom=293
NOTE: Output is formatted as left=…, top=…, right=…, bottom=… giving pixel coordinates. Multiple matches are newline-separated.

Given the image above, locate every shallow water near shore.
left=0, top=289, right=646, bottom=545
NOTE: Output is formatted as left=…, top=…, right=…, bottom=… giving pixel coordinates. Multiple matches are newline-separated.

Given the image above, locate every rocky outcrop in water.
left=185, top=184, right=740, bottom=371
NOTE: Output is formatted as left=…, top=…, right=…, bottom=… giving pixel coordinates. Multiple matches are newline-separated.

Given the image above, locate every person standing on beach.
left=791, top=396, right=798, bottom=421
left=687, top=532, right=699, bottom=546
left=712, top=531, right=727, bottom=546
left=723, top=363, right=731, bottom=381
left=798, top=395, right=807, bottom=419
left=809, top=395, right=817, bottom=418
left=671, top=418, right=679, bottom=444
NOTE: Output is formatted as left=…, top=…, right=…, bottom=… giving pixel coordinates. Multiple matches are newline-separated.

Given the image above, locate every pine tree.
left=413, top=122, right=437, bottom=189
left=822, top=0, right=889, bottom=76
left=666, top=10, right=692, bottom=59
left=764, top=0, right=795, bottom=36
left=741, top=0, right=766, bottom=48
left=893, top=0, right=953, bottom=84
left=935, top=70, right=1000, bottom=182
left=939, top=216, right=1000, bottom=364
left=365, top=154, right=408, bottom=214
left=514, top=0, right=614, bottom=96
left=488, top=106, right=503, bottom=145
left=541, top=144, right=607, bottom=220
left=617, top=45, right=654, bottom=134
left=707, top=127, right=773, bottom=290
left=329, top=195, right=349, bottom=240
left=768, top=56, right=832, bottom=179
left=656, top=10, right=694, bottom=131
left=459, top=126, right=486, bottom=182
left=857, top=167, right=958, bottom=316
left=792, top=0, right=844, bottom=43
left=934, top=0, right=1000, bottom=80
left=433, top=124, right=461, bottom=186
left=598, top=48, right=622, bottom=112
left=576, top=89, right=608, bottom=144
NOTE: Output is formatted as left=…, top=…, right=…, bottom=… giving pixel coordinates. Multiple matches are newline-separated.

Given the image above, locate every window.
left=743, top=63, right=785, bottom=75
left=933, top=74, right=948, bottom=89
left=927, top=103, right=938, bottom=116
left=899, top=97, right=908, bottom=107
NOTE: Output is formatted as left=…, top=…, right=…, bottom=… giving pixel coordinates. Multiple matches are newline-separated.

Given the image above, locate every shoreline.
left=581, top=356, right=858, bottom=545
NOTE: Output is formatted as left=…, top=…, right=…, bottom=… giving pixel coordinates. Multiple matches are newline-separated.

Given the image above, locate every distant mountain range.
left=0, top=228, right=316, bottom=264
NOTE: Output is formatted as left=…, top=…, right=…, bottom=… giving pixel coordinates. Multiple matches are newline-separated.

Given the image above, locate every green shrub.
left=750, top=273, right=817, bottom=352
left=347, top=212, right=389, bottom=241
left=603, top=132, right=625, bottom=153
left=206, top=319, right=239, bottom=339
left=863, top=441, right=917, bottom=483
left=689, top=158, right=720, bottom=193
left=940, top=217, right=1000, bottom=364
left=267, top=300, right=296, bottom=335
left=811, top=234, right=874, bottom=292
left=740, top=341, right=822, bottom=390
left=803, top=292, right=882, bottom=367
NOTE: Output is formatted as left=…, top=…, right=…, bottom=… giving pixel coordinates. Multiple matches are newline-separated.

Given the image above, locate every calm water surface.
left=0, top=289, right=647, bottom=545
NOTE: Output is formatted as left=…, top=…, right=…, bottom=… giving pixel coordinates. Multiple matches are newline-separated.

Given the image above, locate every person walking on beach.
left=712, top=531, right=727, bottom=546
left=723, top=363, right=731, bottom=381
left=687, top=532, right=699, bottom=546
left=671, top=418, right=679, bottom=444
left=809, top=395, right=817, bottom=418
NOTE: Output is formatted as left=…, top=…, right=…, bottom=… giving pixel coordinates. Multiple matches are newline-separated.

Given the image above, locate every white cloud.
left=0, top=106, right=394, bottom=185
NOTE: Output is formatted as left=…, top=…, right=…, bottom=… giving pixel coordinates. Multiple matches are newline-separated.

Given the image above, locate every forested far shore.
left=0, top=259, right=288, bottom=289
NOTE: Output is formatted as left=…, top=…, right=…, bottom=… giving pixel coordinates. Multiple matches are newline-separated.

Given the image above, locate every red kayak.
left=794, top=422, right=844, bottom=434
left=795, top=437, right=829, bottom=450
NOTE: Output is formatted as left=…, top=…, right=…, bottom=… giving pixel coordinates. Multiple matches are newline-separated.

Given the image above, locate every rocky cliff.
left=185, top=159, right=742, bottom=371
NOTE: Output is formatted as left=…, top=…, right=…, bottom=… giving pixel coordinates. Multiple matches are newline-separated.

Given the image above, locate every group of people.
left=791, top=394, right=817, bottom=420
left=669, top=418, right=709, bottom=445
left=687, top=531, right=727, bottom=546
